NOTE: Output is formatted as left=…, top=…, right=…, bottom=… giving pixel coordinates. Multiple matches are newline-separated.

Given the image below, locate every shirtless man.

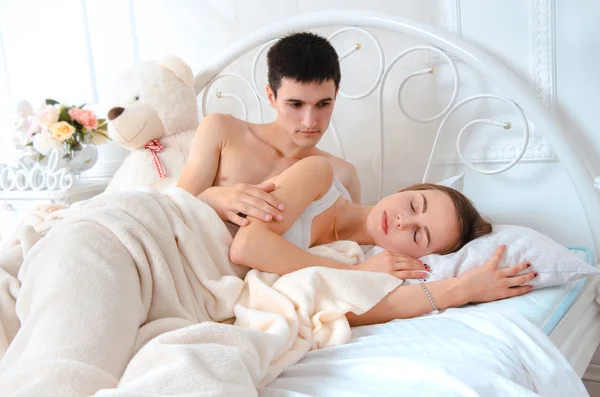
left=177, top=31, right=360, bottom=228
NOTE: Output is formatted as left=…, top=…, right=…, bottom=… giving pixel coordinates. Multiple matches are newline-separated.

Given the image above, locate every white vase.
left=63, top=143, right=99, bottom=176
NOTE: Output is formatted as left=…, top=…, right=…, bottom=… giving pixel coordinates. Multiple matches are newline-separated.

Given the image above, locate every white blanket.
left=0, top=187, right=400, bottom=396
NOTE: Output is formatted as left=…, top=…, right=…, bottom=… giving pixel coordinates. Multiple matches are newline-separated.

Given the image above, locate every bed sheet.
left=260, top=247, right=595, bottom=396
left=261, top=308, right=587, bottom=396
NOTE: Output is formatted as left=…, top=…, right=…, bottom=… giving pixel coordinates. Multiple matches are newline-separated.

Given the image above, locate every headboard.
left=191, top=9, right=600, bottom=256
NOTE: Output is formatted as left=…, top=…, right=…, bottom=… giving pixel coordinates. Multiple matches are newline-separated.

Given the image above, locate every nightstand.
left=0, top=181, right=108, bottom=242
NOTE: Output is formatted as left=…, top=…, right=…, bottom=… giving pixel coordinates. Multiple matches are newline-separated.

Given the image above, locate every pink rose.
left=68, top=108, right=98, bottom=130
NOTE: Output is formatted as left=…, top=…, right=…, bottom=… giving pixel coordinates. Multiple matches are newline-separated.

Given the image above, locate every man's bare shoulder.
left=315, top=149, right=361, bottom=203
left=315, top=149, right=356, bottom=176
left=199, top=113, right=247, bottom=136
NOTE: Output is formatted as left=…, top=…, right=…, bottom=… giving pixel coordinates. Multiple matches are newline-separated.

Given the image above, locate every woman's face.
left=367, top=189, right=461, bottom=258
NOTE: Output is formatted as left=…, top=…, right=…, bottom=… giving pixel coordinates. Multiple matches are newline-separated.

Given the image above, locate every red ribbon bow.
left=144, top=139, right=167, bottom=179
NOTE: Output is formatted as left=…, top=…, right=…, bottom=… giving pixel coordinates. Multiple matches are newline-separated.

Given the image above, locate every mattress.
left=477, top=246, right=600, bottom=376
left=261, top=247, right=599, bottom=395
left=548, top=247, right=600, bottom=377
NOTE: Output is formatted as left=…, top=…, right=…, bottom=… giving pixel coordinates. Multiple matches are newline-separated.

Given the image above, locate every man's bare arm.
left=177, top=113, right=283, bottom=226
left=317, top=151, right=362, bottom=204
left=330, top=157, right=362, bottom=204
left=177, top=113, right=226, bottom=196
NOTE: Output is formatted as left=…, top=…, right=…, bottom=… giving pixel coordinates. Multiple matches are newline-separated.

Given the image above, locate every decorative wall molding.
left=439, top=125, right=558, bottom=164
left=531, top=0, right=556, bottom=109
left=437, top=139, right=557, bottom=165
left=430, top=0, right=461, bottom=66
left=438, top=0, right=461, bottom=37
left=527, top=0, right=557, bottom=161
left=439, top=0, right=557, bottom=164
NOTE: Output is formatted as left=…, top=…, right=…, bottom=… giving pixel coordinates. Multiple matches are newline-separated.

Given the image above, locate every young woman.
left=229, top=156, right=536, bottom=325
left=0, top=156, right=534, bottom=396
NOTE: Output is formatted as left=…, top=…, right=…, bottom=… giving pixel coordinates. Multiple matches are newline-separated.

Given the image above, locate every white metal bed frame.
left=191, top=9, right=600, bottom=377
left=193, top=9, right=600, bottom=258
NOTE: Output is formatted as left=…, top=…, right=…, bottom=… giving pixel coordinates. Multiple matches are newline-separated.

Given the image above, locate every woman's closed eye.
left=413, top=228, right=418, bottom=244
left=410, top=199, right=416, bottom=213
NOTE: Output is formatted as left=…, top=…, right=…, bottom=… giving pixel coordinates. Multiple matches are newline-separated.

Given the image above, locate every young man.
left=177, top=32, right=361, bottom=229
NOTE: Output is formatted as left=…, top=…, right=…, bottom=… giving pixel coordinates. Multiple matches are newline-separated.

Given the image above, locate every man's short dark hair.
left=266, top=31, right=341, bottom=98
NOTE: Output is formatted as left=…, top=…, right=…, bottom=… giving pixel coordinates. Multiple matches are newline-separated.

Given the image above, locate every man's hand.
left=199, top=182, right=284, bottom=227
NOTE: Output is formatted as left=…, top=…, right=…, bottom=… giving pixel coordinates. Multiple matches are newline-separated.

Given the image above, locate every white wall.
left=0, top=0, right=598, bottom=252
left=447, top=0, right=600, bottom=251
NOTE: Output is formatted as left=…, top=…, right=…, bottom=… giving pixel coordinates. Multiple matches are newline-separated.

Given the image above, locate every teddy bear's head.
left=107, top=56, right=198, bottom=150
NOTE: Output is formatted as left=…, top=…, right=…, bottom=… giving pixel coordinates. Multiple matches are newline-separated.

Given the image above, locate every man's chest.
left=215, top=145, right=295, bottom=186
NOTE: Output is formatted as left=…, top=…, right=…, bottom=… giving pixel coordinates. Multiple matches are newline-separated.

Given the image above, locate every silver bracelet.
left=420, top=281, right=440, bottom=315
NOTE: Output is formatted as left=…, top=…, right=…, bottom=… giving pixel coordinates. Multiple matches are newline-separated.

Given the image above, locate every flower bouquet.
left=24, top=99, right=109, bottom=173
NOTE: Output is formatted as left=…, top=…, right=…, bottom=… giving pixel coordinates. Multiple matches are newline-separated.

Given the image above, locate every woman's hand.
left=458, top=245, right=536, bottom=304
left=355, top=250, right=428, bottom=279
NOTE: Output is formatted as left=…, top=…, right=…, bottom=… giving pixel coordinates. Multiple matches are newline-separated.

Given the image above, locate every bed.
left=258, top=247, right=600, bottom=396
left=191, top=9, right=600, bottom=395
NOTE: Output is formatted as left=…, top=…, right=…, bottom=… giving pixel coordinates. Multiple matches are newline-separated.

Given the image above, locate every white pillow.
left=436, top=174, right=465, bottom=192
left=365, top=225, right=599, bottom=288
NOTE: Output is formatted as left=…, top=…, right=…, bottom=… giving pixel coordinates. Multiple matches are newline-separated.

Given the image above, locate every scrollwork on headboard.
left=201, top=73, right=262, bottom=123
left=198, top=28, right=530, bottom=200
left=192, top=10, right=600, bottom=253
left=423, top=94, right=529, bottom=182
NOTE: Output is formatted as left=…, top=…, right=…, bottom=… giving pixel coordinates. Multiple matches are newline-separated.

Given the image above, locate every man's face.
left=267, top=78, right=338, bottom=149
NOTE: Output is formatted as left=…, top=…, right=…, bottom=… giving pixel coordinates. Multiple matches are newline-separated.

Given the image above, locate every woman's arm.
left=346, top=278, right=466, bottom=326
left=230, top=225, right=348, bottom=274
left=230, top=161, right=536, bottom=323
left=347, top=245, right=536, bottom=326
left=230, top=156, right=424, bottom=277
left=230, top=156, right=342, bottom=275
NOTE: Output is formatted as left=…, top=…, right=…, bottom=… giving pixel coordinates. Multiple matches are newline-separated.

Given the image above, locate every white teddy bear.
left=105, top=56, right=198, bottom=192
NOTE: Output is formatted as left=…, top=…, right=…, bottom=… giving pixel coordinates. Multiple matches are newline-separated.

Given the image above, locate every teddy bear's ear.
left=160, top=56, right=194, bottom=88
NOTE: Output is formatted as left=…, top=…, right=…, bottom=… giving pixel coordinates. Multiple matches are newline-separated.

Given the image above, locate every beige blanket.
left=0, top=187, right=401, bottom=396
